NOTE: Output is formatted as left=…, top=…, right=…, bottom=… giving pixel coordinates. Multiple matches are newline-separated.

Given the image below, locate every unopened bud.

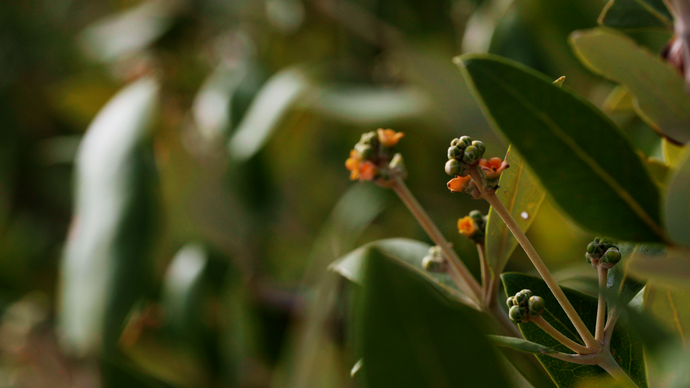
left=528, top=296, right=545, bottom=316
left=422, top=256, right=448, bottom=273
left=448, top=146, right=463, bottom=160
left=509, top=305, right=527, bottom=323
left=355, top=144, right=376, bottom=160
left=458, top=136, right=472, bottom=148
left=471, top=140, right=486, bottom=155
left=463, top=145, right=481, bottom=164
left=603, top=248, right=621, bottom=264
left=360, top=131, right=379, bottom=148
left=514, top=289, right=533, bottom=306
left=445, top=159, right=461, bottom=176
left=506, top=296, right=516, bottom=308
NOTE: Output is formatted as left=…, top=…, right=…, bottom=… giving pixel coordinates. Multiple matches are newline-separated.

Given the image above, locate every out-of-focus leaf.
left=644, top=284, right=690, bottom=349
left=570, top=29, right=690, bottom=144
left=80, top=0, right=181, bottom=62
left=192, top=63, right=248, bottom=141
left=58, top=77, right=160, bottom=356
left=461, top=0, right=515, bottom=53
left=662, top=139, right=685, bottom=166
left=502, top=273, right=648, bottom=388
left=645, top=158, right=670, bottom=186
left=265, top=0, right=304, bottom=33
left=456, top=54, right=665, bottom=243
left=486, top=146, right=545, bottom=277
left=607, top=243, right=664, bottom=307
left=627, top=248, right=690, bottom=287
left=489, top=335, right=557, bottom=355
left=598, top=0, right=672, bottom=29
left=359, top=248, right=510, bottom=388
left=102, top=357, right=177, bottom=388
left=307, top=86, right=430, bottom=125
left=665, top=149, right=690, bottom=245
left=227, top=67, right=310, bottom=161
left=603, top=85, right=634, bottom=112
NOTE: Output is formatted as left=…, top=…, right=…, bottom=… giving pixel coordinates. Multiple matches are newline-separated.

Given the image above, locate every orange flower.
left=447, top=175, right=472, bottom=193
left=359, top=162, right=379, bottom=181
left=478, top=157, right=509, bottom=179
left=377, top=128, right=404, bottom=147
left=345, top=150, right=362, bottom=180
left=457, top=216, right=477, bottom=237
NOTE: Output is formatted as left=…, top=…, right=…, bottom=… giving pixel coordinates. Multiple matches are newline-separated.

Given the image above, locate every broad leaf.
left=486, top=146, right=546, bottom=277
left=664, top=149, right=690, bottom=245
left=644, top=284, right=690, bottom=349
left=59, top=77, right=160, bottom=355
left=456, top=54, right=665, bottom=243
left=627, top=248, right=690, bottom=287
left=227, top=67, right=310, bottom=161
left=359, top=248, right=511, bottom=388
left=489, top=335, right=557, bottom=355
left=598, top=0, right=673, bottom=29
left=502, top=273, right=647, bottom=387
left=570, top=29, right=690, bottom=144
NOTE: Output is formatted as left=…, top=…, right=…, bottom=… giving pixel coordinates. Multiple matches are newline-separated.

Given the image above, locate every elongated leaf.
left=456, top=54, right=665, bottom=243
left=59, top=77, right=160, bottom=356
left=502, top=273, right=647, bottom=387
left=598, top=0, right=673, bottom=29
left=664, top=149, right=690, bottom=245
left=627, top=248, right=690, bottom=287
left=489, top=335, right=557, bottom=355
left=359, top=248, right=510, bottom=388
left=486, top=146, right=545, bottom=277
left=330, top=238, right=472, bottom=304
left=570, top=29, right=690, bottom=144
left=227, top=67, right=310, bottom=161
left=644, top=284, right=690, bottom=347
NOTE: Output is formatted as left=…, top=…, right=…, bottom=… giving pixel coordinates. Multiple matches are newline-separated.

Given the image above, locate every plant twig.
left=603, top=306, right=620, bottom=340
left=595, top=266, right=608, bottom=341
left=469, top=167, right=601, bottom=351
left=477, top=243, right=491, bottom=304
left=530, top=316, right=595, bottom=355
left=597, top=352, right=639, bottom=387
left=391, top=177, right=483, bottom=304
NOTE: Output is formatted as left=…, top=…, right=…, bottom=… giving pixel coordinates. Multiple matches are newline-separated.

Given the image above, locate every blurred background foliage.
left=0, top=0, right=674, bottom=386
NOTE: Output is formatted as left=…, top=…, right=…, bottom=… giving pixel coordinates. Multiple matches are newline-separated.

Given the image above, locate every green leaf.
left=502, top=273, right=647, bottom=388
left=570, top=29, right=690, bottom=145
left=662, top=139, right=685, bottom=166
left=58, top=77, right=160, bottom=356
left=598, top=0, right=673, bottom=29
left=330, top=238, right=472, bottom=305
left=603, top=86, right=635, bottom=113
left=456, top=53, right=665, bottom=243
left=489, top=335, right=557, bottom=355
left=359, top=248, right=511, bottom=388
left=227, top=67, right=311, bottom=161
left=486, top=146, right=546, bottom=277
left=627, top=248, right=690, bottom=287
left=664, top=149, right=690, bottom=245
left=607, top=243, right=664, bottom=306
left=644, top=284, right=690, bottom=349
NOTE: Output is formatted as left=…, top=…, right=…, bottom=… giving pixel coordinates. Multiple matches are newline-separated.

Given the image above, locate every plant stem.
left=596, top=266, right=608, bottom=341
left=531, top=316, right=595, bottom=355
left=477, top=243, right=490, bottom=304
left=391, top=177, right=483, bottom=304
left=469, top=167, right=601, bottom=351
left=598, top=352, right=638, bottom=387
left=603, top=307, right=620, bottom=340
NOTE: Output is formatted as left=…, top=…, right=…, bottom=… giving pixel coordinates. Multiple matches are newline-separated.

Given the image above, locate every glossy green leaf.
left=227, top=67, right=311, bottom=161
left=664, top=149, right=690, bottom=245
left=359, top=248, right=511, bottom=388
left=570, top=29, right=690, bottom=144
left=59, top=77, right=160, bottom=356
left=486, top=146, right=546, bottom=277
left=456, top=54, right=665, bottom=243
left=489, top=335, right=557, bottom=355
left=598, top=0, right=673, bottom=29
left=502, top=273, right=647, bottom=387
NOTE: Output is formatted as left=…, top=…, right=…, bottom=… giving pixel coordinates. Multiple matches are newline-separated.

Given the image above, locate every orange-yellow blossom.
left=478, top=157, right=509, bottom=179
left=457, top=216, right=477, bottom=237
left=345, top=150, right=362, bottom=180
left=447, top=175, right=471, bottom=193
left=377, top=129, right=404, bottom=147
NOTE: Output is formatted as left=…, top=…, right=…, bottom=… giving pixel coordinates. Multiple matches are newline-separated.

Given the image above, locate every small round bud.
left=355, top=144, right=376, bottom=160
left=471, top=140, right=486, bottom=154
left=422, top=256, right=448, bottom=273
left=448, top=146, right=464, bottom=160
left=445, top=159, right=461, bottom=176
left=506, top=296, right=516, bottom=308
left=603, top=248, right=621, bottom=264
left=514, top=289, right=533, bottom=306
left=509, top=305, right=526, bottom=323
left=458, top=136, right=472, bottom=148
left=450, top=138, right=460, bottom=147
left=594, top=237, right=602, bottom=243
left=360, top=131, right=379, bottom=148
left=469, top=210, right=483, bottom=223
left=586, top=242, right=597, bottom=254
left=528, top=296, right=545, bottom=316
left=463, top=145, right=481, bottom=164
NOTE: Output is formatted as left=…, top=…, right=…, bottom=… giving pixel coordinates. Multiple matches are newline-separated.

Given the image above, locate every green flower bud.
left=450, top=138, right=460, bottom=147
left=585, top=253, right=592, bottom=264
left=389, top=153, right=407, bottom=178
left=528, top=296, right=545, bottom=316
left=471, top=140, right=486, bottom=155
left=514, top=289, right=533, bottom=306
left=458, top=136, right=472, bottom=148
left=456, top=162, right=470, bottom=177
left=355, top=144, right=376, bottom=160
left=428, top=246, right=441, bottom=257
left=509, top=305, right=526, bottom=323
left=506, top=296, right=516, bottom=308
left=603, top=248, right=621, bottom=264
left=463, top=145, right=481, bottom=164
left=445, top=159, right=461, bottom=176
left=360, top=131, right=379, bottom=148
left=586, top=242, right=597, bottom=254
left=448, top=146, right=463, bottom=160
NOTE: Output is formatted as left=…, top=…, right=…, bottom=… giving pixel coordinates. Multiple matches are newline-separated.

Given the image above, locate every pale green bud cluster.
left=585, top=237, right=621, bottom=268
left=445, top=136, right=486, bottom=177
left=422, top=246, right=448, bottom=273
left=506, top=289, right=545, bottom=323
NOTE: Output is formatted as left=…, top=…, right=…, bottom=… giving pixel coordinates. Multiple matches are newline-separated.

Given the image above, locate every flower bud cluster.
left=422, top=246, right=448, bottom=273
left=585, top=237, right=621, bottom=269
left=445, top=136, right=486, bottom=177
left=506, top=289, right=545, bottom=323
left=457, top=210, right=487, bottom=244
left=345, top=129, right=406, bottom=183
